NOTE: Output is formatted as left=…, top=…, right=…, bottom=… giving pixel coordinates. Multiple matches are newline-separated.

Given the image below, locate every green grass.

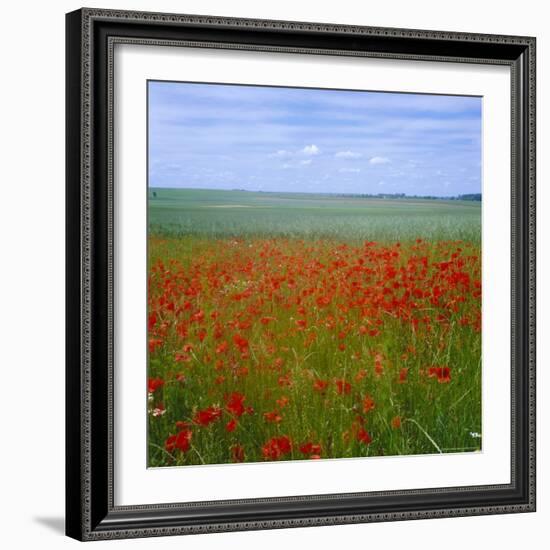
left=148, top=188, right=481, bottom=243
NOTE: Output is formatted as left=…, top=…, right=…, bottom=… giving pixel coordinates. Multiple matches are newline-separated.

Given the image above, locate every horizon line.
left=148, top=186, right=481, bottom=200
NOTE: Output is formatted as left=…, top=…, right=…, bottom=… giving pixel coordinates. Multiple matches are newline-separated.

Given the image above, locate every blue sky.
left=148, top=81, right=481, bottom=196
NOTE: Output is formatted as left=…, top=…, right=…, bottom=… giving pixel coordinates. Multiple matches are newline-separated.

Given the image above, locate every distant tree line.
left=328, top=192, right=482, bottom=201
left=456, top=193, right=482, bottom=201
left=149, top=189, right=481, bottom=201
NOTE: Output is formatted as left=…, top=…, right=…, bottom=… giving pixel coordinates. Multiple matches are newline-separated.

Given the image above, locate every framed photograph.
left=65, top=7, right=536, bottom=541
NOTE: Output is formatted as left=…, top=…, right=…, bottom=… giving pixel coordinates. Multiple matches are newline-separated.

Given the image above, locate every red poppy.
left=190, top=310, right=205, bottom=323
left=299, top=442, right=322, bottom=455
left=278, top=374, right=292, bottom=387
left=165, top=428, right=192, bottom=453
left=355, top=369, right=367, bottom=382
left=148, top=338, right=163, bottom=354
left=362, top=395, right=375, bottom=413
left=313, top=379, right=329, bottom=394
left=276, top=396, right=289, bottom=408
left=260, top=316, right=276, bottom=325
left=391, top=416, right=402, bottom=429
left=316, top=295, right=332, bottom=307
left=233, top=333, right=249, bottom=351
left=357, top=428, right=373, bottom=445
left=263, top=411, right=282, bottom=423
left=428, top=366, right=452, bottom=383
left=262, top=436, right=292, bottom=460
left=225, top=392, right=246, bottom=417
left=398, top=368, right=409, bottom=384
left=215, top=341, right=229, bottom=354
left=148, top=377, right=164, bottom=394
left=225, top=419, right=237, bottom=432
left=193, top=406, right=222, bottom=426
left=335, top=379, right=352, bottom=395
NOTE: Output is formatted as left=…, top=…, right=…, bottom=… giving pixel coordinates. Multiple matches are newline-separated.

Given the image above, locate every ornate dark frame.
left=66, top=7, right=536, bottom=541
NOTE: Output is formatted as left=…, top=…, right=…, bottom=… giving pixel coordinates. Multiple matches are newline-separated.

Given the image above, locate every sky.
left=148, top=80, right=481, bottom=197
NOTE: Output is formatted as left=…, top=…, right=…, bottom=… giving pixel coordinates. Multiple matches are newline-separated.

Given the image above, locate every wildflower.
left=299, top=442, right=322, bottom=456
left=148, top=377, right=164, bottom=394
left=165, top=429, right=192, bottom=454
left=262, top=436, right=292, bottom=460
left=398, top=368, right=409, bottom=384
left=193, top=406, right=222, bottom=426
left=225, top=392, right=247, bottom=417
left=151, top=403, right=166, bottom=417
left=357, top=428, right=373, bottom=445
left=225, top=419, right=237, bottom=433
left=362, top=395, right=375, bottom=413
left=335, top=379, right=351, bottom=395
left=428, top=366, right=451, bottom=383
left=391, top=416, right=402, bottom=429
left=263, top=411, right=282, bottom=424
left=313, top=379, right=329, bottom=394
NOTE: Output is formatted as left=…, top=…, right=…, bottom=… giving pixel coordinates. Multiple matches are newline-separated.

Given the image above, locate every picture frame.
left=65, top=7, right=536, bottom=541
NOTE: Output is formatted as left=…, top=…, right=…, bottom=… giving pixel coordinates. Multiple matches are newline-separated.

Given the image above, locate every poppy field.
left=147, top=189, right=482, bottom=467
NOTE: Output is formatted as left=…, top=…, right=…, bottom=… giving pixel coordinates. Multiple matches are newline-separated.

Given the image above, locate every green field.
left=148, top=188, right=481, bottom=243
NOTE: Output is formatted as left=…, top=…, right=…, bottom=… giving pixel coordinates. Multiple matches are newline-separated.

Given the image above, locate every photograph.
left=146, top=81, right=483, bottom=467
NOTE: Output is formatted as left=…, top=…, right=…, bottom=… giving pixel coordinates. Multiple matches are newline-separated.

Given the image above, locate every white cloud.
left=335, top=151, right=362, bottom=159
left=300, top=159, right=312, bottom=165
left=269, top=150, right=292, bottom=158
left=338, top=167, right=360, bottom=173
left=378, top=181, right=386, bottom=186
left=302, top=144, right=320, bottom=155
left=369, top=156, right=390, bottom=165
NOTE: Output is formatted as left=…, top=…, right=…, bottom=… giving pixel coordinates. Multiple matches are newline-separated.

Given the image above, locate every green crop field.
left=148, top=188, right=481, bottom=243
left=147, top=188, right=482, bottom=467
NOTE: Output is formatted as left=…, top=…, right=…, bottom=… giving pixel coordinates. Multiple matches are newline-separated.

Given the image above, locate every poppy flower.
left=225, top=392, right=246, bottom=417
left=276, top=396, right=289, bottom=408
left=233, top=333, right=249, bottom=351
left=362, top=395, right=375, bottom=413
left=215, top=341, right=229, bottom=354
left=262, top=436, right=292, bottom=460
left=357, top=428, right=373, bottom=445
left=398, top=368, right=409, bottom=384
left=148, top=338, right=163, bottom=354
left=313, top=379, right=329, bottom=394
left=193, top=406, right=222, bottom=426
left=428, top=366, right=452, bottom=383
left=299, top=442, right=322, bottom=455
left=148, top=377, right=164, bottom=394
left=165, top=429, right=192, bottom=453
left=391, top=416, right=402, bottom=429
left=225, top=419, right=237, bottom=432
left=335, top=379, right=352, bottom=395
left=263, top=411, right=282, bottom=423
